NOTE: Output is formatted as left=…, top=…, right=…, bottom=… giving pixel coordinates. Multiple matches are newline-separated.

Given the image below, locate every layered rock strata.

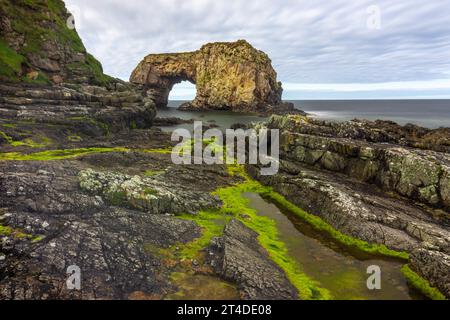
left=266, top=115, right=450, bottom=212
left=0, top=83, right=156, bottom=136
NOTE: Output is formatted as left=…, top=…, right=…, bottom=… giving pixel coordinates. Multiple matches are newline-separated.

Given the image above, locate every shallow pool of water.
left=244, top=193, right=425, bottom=300
left=165, top=273, right=240, bottom=300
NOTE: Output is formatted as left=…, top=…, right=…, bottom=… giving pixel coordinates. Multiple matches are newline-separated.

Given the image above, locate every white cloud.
left=284, top=79, right=450, bottom=92
left=64, top=0, right=450, bottom=99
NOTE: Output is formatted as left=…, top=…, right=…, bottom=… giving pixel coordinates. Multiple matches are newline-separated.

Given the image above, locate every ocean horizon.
left=167, top=99, right=450, bottom=129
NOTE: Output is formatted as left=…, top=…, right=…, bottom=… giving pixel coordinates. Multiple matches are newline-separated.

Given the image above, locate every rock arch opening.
left=168, top=80, right=197, bottom=106
left=144, top=73, right=196, bottom=108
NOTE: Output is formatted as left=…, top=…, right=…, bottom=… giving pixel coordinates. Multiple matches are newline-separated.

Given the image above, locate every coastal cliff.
left=0, top=0, right=156, bottom=135
left=0, top=0, right=113, bottom=85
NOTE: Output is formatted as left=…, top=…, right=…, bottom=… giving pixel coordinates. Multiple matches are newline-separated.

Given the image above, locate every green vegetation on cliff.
left=0, top=39, right=25, bottom=80
left=67, top=53, right=115, bottom=86
left=0, top=39, right=49, bottom=84
left=0, top=0, right=113, bottom=85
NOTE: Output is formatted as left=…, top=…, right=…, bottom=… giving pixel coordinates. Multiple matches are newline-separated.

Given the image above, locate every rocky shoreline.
left=1, top=0, right=448, bottom=301
left=249, top=115, right=450, bottom=298
left=1, top=83, right=449, bottom=300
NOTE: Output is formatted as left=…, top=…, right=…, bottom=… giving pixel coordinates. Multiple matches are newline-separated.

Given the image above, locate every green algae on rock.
left=0, top=130, right=52, bottom=148
left=214, top=166, right=449, bottom=300
left=401, top=265, right=446, bottom=300
left=213, top=178, right=332, bottom=300
left=0, top=147, right=129, bottom=161
left=0, top=147, right=174, bottom=161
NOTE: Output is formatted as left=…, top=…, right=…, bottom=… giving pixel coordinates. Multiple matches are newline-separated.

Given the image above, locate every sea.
left=157, top=100, right=450, bottom=132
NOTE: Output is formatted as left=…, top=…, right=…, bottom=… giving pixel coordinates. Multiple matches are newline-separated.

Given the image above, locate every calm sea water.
left=161, top=100, right=450, bottom=130
left=289, top=100, right=450, bottom=129
left=158, top=101, right=266, bottom=132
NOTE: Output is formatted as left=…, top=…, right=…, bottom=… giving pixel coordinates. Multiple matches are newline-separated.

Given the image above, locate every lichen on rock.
left=130, top=40, right=295, bottom=114
left=78, top=169, right=220, bottom=215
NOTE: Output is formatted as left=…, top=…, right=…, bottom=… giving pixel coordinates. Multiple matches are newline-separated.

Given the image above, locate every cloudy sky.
left=65, top=0, right=450, bottom=100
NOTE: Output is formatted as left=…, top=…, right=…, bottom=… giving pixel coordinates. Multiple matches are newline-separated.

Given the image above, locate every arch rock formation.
left=130, top=40, right=295, bottom=114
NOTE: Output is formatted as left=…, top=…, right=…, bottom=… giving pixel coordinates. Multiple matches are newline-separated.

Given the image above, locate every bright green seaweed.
left=263, top=191, right=410, bottom=261
left=214, top=176, right=332, bottom=300
left=0, top=147, right=173, bottom=161
left=401, top=265, right=446, bottom=300
left=0, top=147, right=129, bottom=161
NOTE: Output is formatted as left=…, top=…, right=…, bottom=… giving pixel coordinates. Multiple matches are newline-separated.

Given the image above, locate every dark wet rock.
left=268, top=115, right=450, bottom=153
left=410, top=248, right=450, bottom=298
left=153, top=117, right=194, bottom=127
left=0, top=207, right=200, bottom=300
left=207, top=219, right=298, bottom=300
left=0, top=144, right=247, bottom=299
left=248, top=163, right=449, bottom=252
left=258, top=102, right=306, bottom=116
left=0, top=147, right=234, bottom=217
left=0, top=160, right=100, bottom=215
left=230, top=123, right=249, bottom=130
